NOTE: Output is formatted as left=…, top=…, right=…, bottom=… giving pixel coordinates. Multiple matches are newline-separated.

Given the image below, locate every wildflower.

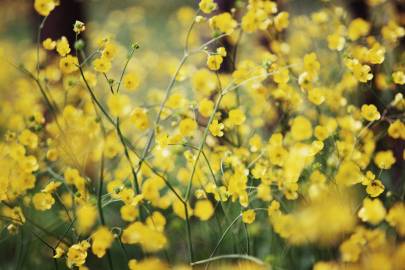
left=374, top=150, right=396, bottom=169
left=199, top=0, right=217, bottom=14
left=366, top=44, right=385, bottom=64
left=209, top=12, right=237, bottom=34
left=207, top=55, right=223, bottom=71
left=381, top=20, right=405, bottom=43
left=107, top=94, right=131, bottom=117
left=388, top=120, right=405, bottom=139
left=32, top=192, right=55, bottom=211
left=351, top=61, right=373, bottom=82
left=34, top=0, right=58, bottom=16
left=308, top=88, right=325, bottom=105
left=93, top=57, right=112, bottom=73
left=273, top=68, right=289, bottom=85
left=358, top=198, right=386, bottom=225
left=130, top=108, right=149, bottom=130
left=73, top=20, right=86, bottom=34
left=42, top=181, right=61, bottom=193
left=228, top=108, right=246, bottom=126
left=53, top=247, right=64, bottom=259
left=91, top=227, right=114, bottom=258
left=366, top=179, right=385, bottom=198
left=335, top=161, right=362, bottom=186
left=392, top=71, right=405, bottom=85
left=46, top=148, right=59, bottom=161
left=59, top=55, right=79, bottom=74
left=242, top=209, right=256, bottom=224
left=361, top=104, right=380, bottom=121
left=216, top=47, right=227, bottom=57
left=121, top=222, right=167, bottom=252
left=67, top=241, right=90, bottom=268
left=290, top=116, right=312, bottom=141
left=303, top=52, right=320, bottom=79
left=194, top=200, right=214, bottom=221
left=209, top=119, right=224, bottom=137
left=327, top=33, right=345, bottom=51
left=274, top=12, right=289, bottom=32
left=101, top=42, right=118, bottom=60
left=386, top=203, right=405, bottom=236
left=146, top=212, right=166, bottom=232
left=42, top=38, right=56, bottom=50
left=123, top=73, right=140, bottom=91
left=76, top=203, right=97, bottom=234
left=121, top=205, right=138, bottom=222
left=56, top=36, right=71, bottom=57
left=179, top=118, right=197, bottom=137
left=348, top=18, right=370, bottom=40
left=18, top=129, right=38, bottom=149
left=198, top=98, right=214, bottom=117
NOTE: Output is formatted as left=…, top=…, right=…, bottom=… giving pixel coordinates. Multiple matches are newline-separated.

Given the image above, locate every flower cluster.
left=0, top=0, right=404, bottom=269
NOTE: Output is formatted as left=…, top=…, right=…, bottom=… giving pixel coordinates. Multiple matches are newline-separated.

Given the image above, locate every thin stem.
left=191, top=254, right=264, bottom=266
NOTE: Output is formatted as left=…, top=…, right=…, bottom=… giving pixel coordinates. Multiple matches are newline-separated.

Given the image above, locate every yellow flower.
left=209, top=119, right=224, bottom=137
left=73, top=20, right=86, bottom=34
left=273, top=68, right=289, bottom=85
left=366, top=179, right=385, bottom=198
left=335, top=161, right=362, bottom=186
left=199, top=0, right=217, bottom=14
left=41, top=181, right=62, bottom=193
left=32, top=192, right=55, bottom=211
left=76, top=203, right=97, bottom=234
left=392, top=71, right=405, bottom=85
left=42, top=38, right=56, bottom=50
left=102, top=42, right=118, bottom=60
left=348, top=18, right=370, bottom=40
left=34, top=0, right=58, bottom=16
left=130, top=108, right=149, bottom=130
left=303, top=52, right=320, bottom=79
left=274, top=12, right=289, bottom=32
left=121, top=204, right=138, bottom=222
left=53, top=247, right=65, bottom=259
left=209, top=12, right=237, bottom=34
left=91, top=226, right=114, bottom=258
left=388, top=120, right=405, bottom=139
left=358, top=198, right=386, bottom=225
left=374, top=150, right=396, bottom=169
left=194, top=200, right=214, bottom=221
left=308, top=88, right=325, bottom=105
left=386, top=203, right=405, bottom=236
left=290, top=116, right=312, bottom=141
left=361, top=104, right=380, bottom=121
left=228, top=108, right=246, bottom=126
left=242, top=209, right=256, bottom=224
left=366, top=44, right=385, bottom=64
left=207, top=55, right=223, bottom=71
left=327, top=33, right=345, bottom=51
left=216, top=47, right=227, bottom=57
left=381, top=20, right=405, bottom=43
left=123, top=73, right=140, bottom=91
left=198, top=98, right=214, bottom=117
left=146, top=212, right=166, bottom=232
left=56, top=36, right=71, bottom=57
left=67, top=241, right=90, bottom=268
left=93, top=57, right=112, bottom=73
left=18, top=129, right=38, bottom=149
left=59, top=55, right=79, bottom=74
left=107, top=94, right=131, bottom=117
left=121, top=222, right=167, bottom=252
left=179, top=118, right=197, bottom=137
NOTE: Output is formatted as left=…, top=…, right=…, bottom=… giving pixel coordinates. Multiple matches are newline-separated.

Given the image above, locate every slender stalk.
left=191, top=254, right=264, bottom=266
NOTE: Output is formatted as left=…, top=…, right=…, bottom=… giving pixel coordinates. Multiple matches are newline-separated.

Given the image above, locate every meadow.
left=0, top=0, right=404, bottom=269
